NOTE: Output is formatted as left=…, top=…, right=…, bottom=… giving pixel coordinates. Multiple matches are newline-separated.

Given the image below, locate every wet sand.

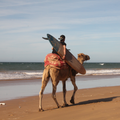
left=1, top=86, right=120, bottom=120
left=1, top=75, right=120, bottom=120
left=1, top=75, right=120, bottom=101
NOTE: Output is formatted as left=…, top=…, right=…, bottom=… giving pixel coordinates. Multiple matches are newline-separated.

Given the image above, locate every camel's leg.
left=70, top=76, right=78, bottom=104
left=52, top=80, right=61, bottom=108
left=39, top=68, right=50, bottom=112
left=50, top=68, right=61, bottom=108
left=62, top=81, right=69, bottom=107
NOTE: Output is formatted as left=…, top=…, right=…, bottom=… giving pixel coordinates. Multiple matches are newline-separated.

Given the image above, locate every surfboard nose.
left=80, top=68, right=86, bottom=74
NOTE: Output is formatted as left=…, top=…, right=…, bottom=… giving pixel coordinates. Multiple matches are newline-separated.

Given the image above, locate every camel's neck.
left=79, top=60, right=83, bottom=64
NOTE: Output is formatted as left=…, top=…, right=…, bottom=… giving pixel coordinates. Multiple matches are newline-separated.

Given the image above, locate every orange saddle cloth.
left=44, top=53, right=68, bottom=69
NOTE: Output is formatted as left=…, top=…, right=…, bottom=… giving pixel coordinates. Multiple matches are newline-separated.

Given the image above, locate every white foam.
left=0, top=69, right=120, bottom=80
left=0, top=70, right=43, bottom=80
left=85, top=69, right=120, bottom=76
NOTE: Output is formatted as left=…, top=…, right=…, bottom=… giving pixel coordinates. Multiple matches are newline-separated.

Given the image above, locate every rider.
left=52, top=35, right=66, bottom=59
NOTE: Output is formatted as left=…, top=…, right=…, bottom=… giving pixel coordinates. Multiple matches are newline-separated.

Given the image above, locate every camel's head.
left=77, top=53, right=90, bottom=64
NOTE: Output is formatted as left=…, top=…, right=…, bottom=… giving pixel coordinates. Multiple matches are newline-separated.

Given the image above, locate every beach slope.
left=1, top=86, right=120, bottom=120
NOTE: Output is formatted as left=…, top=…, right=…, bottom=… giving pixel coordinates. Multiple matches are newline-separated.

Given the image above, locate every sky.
left=0, top=0, right=120, bottom=62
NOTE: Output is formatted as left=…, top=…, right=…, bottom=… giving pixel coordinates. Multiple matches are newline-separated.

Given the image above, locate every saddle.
left=44, top=53, right=68, bottom=69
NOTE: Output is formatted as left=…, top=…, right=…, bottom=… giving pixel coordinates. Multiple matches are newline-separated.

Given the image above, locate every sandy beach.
left=0, top=86, right=120, bottom=120
left=1, top=75, right=120, bottom=120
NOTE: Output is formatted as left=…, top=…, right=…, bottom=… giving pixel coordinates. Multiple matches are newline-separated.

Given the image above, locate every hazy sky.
left=0, top=0, right=120, bottom=62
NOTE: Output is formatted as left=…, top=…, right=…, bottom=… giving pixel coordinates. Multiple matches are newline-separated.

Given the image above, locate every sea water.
left=0, top=62, right=120, bottom=101
left=0, top=62, right=44, bottom=80
left=0, top=62, right=120, bottom=80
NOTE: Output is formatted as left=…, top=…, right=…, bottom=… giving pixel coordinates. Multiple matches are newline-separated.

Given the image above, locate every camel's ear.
left=78, top=53, right=84, bottom=56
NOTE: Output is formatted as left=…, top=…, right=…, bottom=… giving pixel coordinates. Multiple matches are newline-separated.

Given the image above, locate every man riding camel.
left=52, top=35, right=66, bottom=60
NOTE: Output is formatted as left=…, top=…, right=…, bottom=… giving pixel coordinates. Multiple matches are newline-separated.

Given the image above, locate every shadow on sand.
left=44, top=96, right=120, bottom=111
left=72, top=96, right=120, bottom=106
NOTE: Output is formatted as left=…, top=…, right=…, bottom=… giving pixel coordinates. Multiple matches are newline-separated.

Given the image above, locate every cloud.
left=0, top=0, right=120, bottom=34
left=0, top=0, right=120, bottom=62
left=1, top=15, right=120, bottom=34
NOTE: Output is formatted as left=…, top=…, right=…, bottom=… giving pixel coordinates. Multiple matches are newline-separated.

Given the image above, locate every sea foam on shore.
left=0, top=62, right=120, bottom=80
left=0, top=69, right=120, bottom=80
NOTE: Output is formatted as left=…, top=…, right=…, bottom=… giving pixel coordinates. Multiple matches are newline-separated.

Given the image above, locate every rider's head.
left=59, top=35, right=65, bottom=42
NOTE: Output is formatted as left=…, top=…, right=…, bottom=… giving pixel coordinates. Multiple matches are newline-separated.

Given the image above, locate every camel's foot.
left=70, top=99, right=75, bottom=104
left=62, top=103, right=69, bottom=107
left=57, top=105, right=62, bottom=108
left=39, top=108, right=44, bottom=112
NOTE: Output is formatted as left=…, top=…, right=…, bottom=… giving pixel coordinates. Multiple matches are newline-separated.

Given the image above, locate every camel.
left=39, top=53, right=90, bottom=111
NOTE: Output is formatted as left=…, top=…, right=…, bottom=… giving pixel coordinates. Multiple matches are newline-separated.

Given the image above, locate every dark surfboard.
left=44, top=34, right=86, bottom=74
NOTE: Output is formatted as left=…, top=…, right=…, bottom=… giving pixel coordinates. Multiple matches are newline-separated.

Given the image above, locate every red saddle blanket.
left=44, top=53, right=68, bottom=69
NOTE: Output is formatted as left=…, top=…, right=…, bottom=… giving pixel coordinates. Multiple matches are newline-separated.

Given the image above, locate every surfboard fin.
left=42, top=37, right=48, bottom=40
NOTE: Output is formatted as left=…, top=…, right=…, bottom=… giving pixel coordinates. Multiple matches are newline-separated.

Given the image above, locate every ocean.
left=1, top=62, right=120, bottom=101
left=0, top=62, right=120, bottom=80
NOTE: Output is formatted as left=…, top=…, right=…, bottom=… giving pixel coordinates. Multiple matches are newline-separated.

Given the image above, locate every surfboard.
left=43, top=34, right=86, bottom=74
